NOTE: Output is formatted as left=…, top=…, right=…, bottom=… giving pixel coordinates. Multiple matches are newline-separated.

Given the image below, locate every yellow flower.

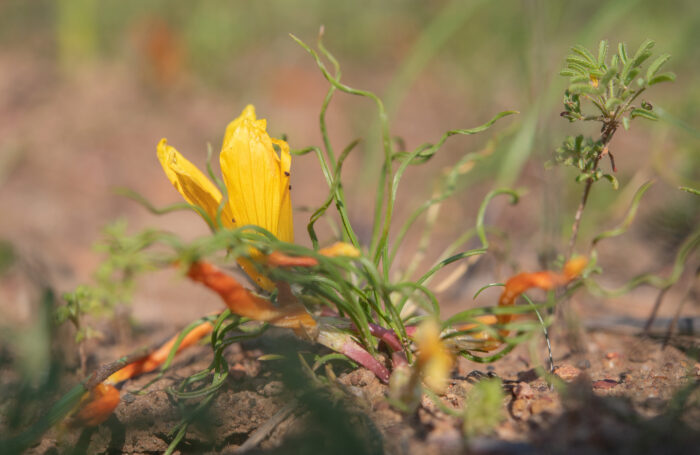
left=157, top=105, right=293, bottom=289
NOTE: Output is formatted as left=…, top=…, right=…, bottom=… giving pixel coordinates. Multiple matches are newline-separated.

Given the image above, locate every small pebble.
left=230, top=363, right=247, bottom=379
left=347, top=385, right=366, bottom=400
left=513, top=382, right=534, bottom=399
left=260, top=381, right=284, bottom=397
left=553, top=364, right=582, bottom=382
left=530, top=396, right=558, bottom=415
left=510, top=398, right=530, bottom=420
left=592, top=379, right=618, bottom=390
left=576, top=358, right=591, bottom=369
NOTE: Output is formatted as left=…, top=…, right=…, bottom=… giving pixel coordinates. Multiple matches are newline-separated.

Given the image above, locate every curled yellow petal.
left=157, top=138, right=232, bottom=227
left=319, top=242, right=361, bottom=258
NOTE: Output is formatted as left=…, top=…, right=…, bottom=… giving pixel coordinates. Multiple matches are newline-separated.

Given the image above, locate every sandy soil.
left=19, top=327, right=700, bottom=454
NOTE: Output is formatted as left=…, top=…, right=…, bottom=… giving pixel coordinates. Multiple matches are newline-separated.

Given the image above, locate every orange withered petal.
left=107, top=321, right=214, bottom=384
left=458, top=257, right=587, bottom=352
left=497, top=257, right=588, bottom=325
left=187, top=261, right=316, bottom=330
left=266, top=251, right=319, bottom=268
left=71, top=383, right=120, bottom=427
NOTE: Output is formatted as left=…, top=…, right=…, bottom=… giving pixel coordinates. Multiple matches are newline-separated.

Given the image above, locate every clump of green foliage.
left=462, top=378, right=505, bottom=438
left=57, top=222, right=164, bottom=340
left=56, top=222, right=169, bottom=374
left=553, top=41, right=700, bottom=350
left=554, top=39, right=676, bottom=256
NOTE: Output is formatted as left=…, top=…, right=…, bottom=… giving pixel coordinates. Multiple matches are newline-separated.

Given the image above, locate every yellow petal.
left=222, top=104, right=257, bottom=151
left=237, top=256, right=275, bottom=291
left=220, top=108, right=293, bottom=241
left=157, top=138, right=233, bottom=228
left=318, top=242, right=360, bottom=258
left=415, top=320, right=454, bottom=393
left=271, top=138, right=294, bottom=243
left=563, top=256, right=588, bottom=280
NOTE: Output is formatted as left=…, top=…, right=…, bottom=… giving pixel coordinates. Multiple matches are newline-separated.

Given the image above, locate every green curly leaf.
left=648, top=72, right=676, bottom=86
left=601, top=173, right=619, bottom=189
left=592, top=181, right=653, bottom=247
left=646, top=53, right=671, bottom=80
left=630, top=108, right=658, bottom=121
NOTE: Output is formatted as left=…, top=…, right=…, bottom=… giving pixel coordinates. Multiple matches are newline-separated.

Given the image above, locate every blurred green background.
left=0, top=0, right=698, bottom=327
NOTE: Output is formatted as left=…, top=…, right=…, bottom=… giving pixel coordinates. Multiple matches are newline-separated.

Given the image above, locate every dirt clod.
left=553, top=364, right=582, bottom=382
left=513, top=382, right=534, bottom=399
left=510, top=398, right=530, bottom=420
left=592, top=379, right=619, bottom=390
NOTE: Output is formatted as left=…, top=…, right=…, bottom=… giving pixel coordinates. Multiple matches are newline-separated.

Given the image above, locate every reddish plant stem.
left=566, top=121, right=617, bottom=259
left=356, top=322, right=404, bottom=352
left=340, top=340, right=391, bottom=383
left=391, top=351, right=408, bottom=368
left=567, top=175, right=596, bottom=259
left=322, top=309, right=411, bottom=352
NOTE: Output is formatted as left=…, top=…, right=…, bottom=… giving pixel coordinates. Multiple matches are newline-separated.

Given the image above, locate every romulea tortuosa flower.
left=157, top=105, right=293, bottom=290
